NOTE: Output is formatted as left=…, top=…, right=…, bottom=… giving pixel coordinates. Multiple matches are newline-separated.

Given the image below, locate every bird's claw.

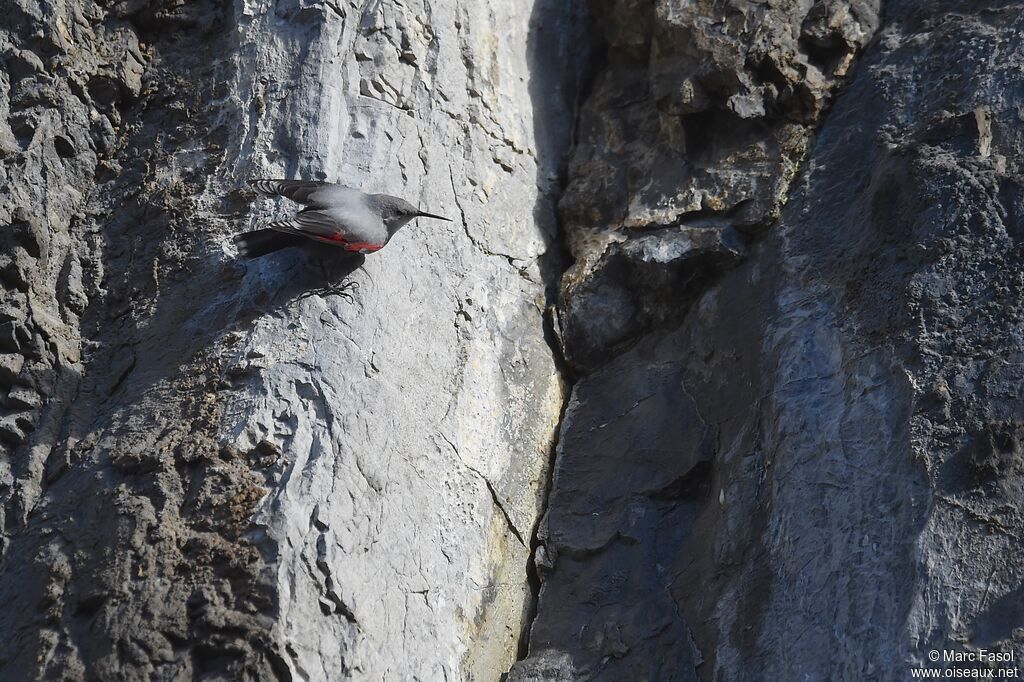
left=299, top=280, right=360, bottom=303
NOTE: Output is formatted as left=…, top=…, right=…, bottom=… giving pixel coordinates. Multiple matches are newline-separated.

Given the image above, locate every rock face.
left=0, top=0, right=583, bottom=678
left=4, top=0, right=1024, bottom=679
left=228, top=1, right=586, bottom=678
left=556, top=0, right=878, bottom=372
left=515, top=1, right=1024, bottom=680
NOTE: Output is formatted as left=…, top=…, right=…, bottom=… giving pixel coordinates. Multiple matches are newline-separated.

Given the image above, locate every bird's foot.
left=299, top=280, right=360, bottom=303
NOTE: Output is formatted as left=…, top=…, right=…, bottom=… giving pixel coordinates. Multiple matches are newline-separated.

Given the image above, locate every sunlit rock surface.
left=0, top=0, right=582, bottom=678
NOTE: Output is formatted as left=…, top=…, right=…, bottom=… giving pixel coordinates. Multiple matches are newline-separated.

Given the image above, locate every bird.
left=235, top=179, right=451, bottom=259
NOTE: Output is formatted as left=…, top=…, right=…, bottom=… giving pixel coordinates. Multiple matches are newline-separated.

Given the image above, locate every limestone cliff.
left=1, top=0, right=582, bottom=678
left=3, top=0, right=1024, bottom=680
left=516, top=1, right=1024, bottom=680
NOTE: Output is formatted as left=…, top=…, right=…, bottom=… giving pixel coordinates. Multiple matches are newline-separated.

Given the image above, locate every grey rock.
left=557, top=225, right=746, bottom=371
left=0, top=0, right=584, bottom=679
left=0, top=322, right=26, bottom=352
left=0, top=411, right=32, bottom=446
left=516, top=2, right=1024, bottom=681
left=5, top=386, right=40, bottom=410
left=0, top=353, right=25, bottom=386
left=556, top=0, right=880, bottom=371
left=2, top=0, right=1022, bottom=679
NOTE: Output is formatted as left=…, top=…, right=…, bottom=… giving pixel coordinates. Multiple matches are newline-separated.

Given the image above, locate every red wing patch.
left=343, top=241, right=383, bottom=253
left=310, top=234, right=383, bottom=253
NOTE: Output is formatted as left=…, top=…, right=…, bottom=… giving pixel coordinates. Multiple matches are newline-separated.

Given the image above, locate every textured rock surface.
left=0, top=0, right=141, bottom=535
left=515, top=1, right=1024, bottom=680
left=556, top=0, right=878, bottom=371
left=0, top=0, right=584, bottom=678
left=228, top=1, right=586, bottom=677
left=6, top=0, right=1024, bottom=679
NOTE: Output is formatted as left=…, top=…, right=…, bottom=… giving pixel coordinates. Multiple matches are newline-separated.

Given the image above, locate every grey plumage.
left=235, top=179, right=450, bottom=258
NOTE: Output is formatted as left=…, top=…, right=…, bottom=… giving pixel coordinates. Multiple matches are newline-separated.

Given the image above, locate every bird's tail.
left=249, top=179, right=287, bottom=197
left=233, top=228, right=305, bottom=259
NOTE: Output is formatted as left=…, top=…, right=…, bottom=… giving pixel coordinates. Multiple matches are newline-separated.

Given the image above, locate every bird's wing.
left=250, top=179, right=359, bottom=208
left=268, top=207, right=387, bottom=247
left=319, top=203, right=387, bottom=243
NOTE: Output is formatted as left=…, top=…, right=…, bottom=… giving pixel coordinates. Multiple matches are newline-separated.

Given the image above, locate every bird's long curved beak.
left=417, top=211, right=451, bottom=222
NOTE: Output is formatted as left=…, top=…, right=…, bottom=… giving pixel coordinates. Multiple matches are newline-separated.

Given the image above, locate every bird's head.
left=376, top=195, right=451, bottom=234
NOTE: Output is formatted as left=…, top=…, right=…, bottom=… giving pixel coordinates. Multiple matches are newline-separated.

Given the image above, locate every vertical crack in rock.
left=518, top=1, right=1024, bottom=680
left=0, top=0, right=604, bottom=677
left=512, top=1, right=882, bottom=680
left=506, top=0, right=599, bottom=668
left=223, top=0, right=592, bottom=679
left=0, top=0, right=590, bottom=674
